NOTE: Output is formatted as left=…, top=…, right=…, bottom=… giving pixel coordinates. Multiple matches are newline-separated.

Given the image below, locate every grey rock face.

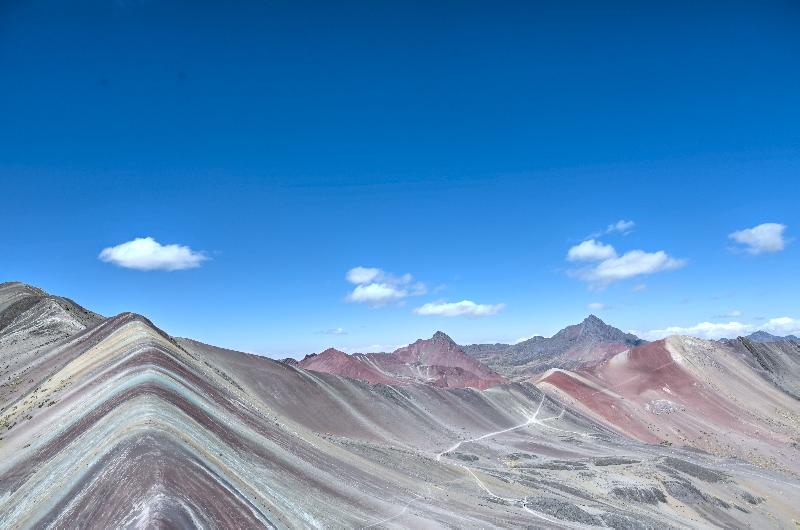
left=743, top=330, right=799, bottom=343
left=462, top=314, right=646, bottom=377
left=722, top=336, right=800, bottom=399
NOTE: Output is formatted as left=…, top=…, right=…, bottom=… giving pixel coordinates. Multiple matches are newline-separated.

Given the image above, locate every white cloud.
left=345, top=267, right=426, bottom=307
left=98, top=237, right=208, bottom=271
left=587, top=302, right=606, bottom=311
left=567, top=239, right=617, bottom=262
left=639, top=321, right=752, bottom=340
left=727, top=309, right=742, bottom=318
left=413, top=300, right=505, bottom=317
left=638, top=315, right=800, bottom=341
left=632, top=283, right=647, bottom=292
left=346, top=266, right=382, bottom=284
left=729, top=223, right=787, bottom=255
left=569, top=241, right=686, bottom=287
left=762, top=317, right=800, bottom=336
left=606, top=219, right=635, bottom=235
left=348, top=283, right=408, bottom=306
left=589, top=250, right=685, bottom=283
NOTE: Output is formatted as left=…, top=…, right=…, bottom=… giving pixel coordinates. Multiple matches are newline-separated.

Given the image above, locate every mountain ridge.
left=462, top=314, right=646, bottom=379
left=2, top=281, right=799, bottom=528
left=297, top=331, right=506, bottom=389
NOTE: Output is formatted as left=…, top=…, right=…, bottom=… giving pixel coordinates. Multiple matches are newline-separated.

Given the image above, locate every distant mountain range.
left=741, top=330, right=799, bottom=343
left=296, top=331, right=505, bottom=389
left=296, top=314, right=799, bottom=386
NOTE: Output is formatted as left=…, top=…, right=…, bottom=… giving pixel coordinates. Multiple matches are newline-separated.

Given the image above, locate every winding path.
left=361, top=393, right=597, bottom=528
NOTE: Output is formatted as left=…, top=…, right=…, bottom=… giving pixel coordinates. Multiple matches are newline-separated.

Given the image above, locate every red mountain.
left=297, top=331, right=506, bottom=389
left=535, top=336, right=800, bottom=472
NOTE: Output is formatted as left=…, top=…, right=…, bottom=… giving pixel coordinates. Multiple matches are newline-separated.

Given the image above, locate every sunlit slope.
left=536, top=336, right=800, bottom=473
left=1, top=283, right=799, bottom=528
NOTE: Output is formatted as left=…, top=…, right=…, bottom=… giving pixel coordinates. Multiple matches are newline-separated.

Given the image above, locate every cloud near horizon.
left=729, top=222, right=787, bottom=255
left=638, top=316, right=800, bottom=340
left=567, top=239, right=685, bottom=288
left=98, top=237, right=208, bottom=271
left=345, top=266, right=426, bottom=307
left=414, top=300, right=505, bottom=317
left=318, top=327, right=347, bottom=335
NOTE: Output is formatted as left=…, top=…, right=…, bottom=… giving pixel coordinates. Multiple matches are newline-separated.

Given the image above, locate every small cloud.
left=346, top=266, right=382, bottom=284
left=319, top=327, right=347, bottom=335
left=632, top=283, right=647, bottom=292
left=98, top=237, right=208, bottom=271
left=345, top=267, right=426, bottom=307
left=729, top=223, right=787, bottom=255
left=587, top=302, right=606, bottom=311
left=566, top=239, right=617, bottom=262
left=606, top=219, right=635, bottom=235
left=414, top=300, right=505, bottom=317
left=348, top=283, right=408, bottom=306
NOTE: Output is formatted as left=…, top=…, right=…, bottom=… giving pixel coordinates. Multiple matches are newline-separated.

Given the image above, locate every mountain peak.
left=744, top=331, right=799, bottom=343
left=551, top=314, right=642, bottom=345
left=319, top=347, right=348, bottom=357
left=583, top=314, right=605, bottom=326
left=431, top=330, right=455, bottom=344
left=300, top=347, right=348, bottom=363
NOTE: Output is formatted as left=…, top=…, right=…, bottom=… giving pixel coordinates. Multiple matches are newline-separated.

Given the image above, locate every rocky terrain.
left=297, top=331, right=506, bottom=389
left=463, top=315, right=646, bottom=379
left=1, top=282, right=799, bottom=528
left=741, top=331, right=800, bottom=343
left=535, top=337, right=800, bottom=475
left=720, top=336, right=800, bottom=400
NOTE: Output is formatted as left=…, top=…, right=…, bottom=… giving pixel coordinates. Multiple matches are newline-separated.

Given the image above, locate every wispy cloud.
left=713, top=309, right=742, bottom=319
left=318, top=327, right=347, bottom=335
left=586, top=219, right=635, bottom=239
left=413, top=300, right=505, bottom=317
left=587, top=302, right=606, bottom=311
left=99, top=237, right=208, bottom=271
left=729, top=223, right=787, bottom=255
left=606, top=219, right=635, bottom=235
left=345, top=266, right=426, bottom=307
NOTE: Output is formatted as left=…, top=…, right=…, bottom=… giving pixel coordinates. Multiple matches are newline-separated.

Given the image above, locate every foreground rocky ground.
left=1, top=282, right=798, bottom=528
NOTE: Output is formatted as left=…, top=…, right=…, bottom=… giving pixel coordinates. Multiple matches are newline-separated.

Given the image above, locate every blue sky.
left=1, top=1, right=799, bottom=356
